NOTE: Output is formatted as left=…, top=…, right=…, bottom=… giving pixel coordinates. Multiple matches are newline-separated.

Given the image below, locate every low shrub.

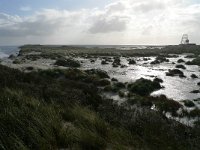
left=128, top=78, right=162, bottom=96
left=95, top=79, right=111, bottom=87
left=175, top=64, right=186, bottom=69
left=177, top=59, right=185, bottom=63
left=191, top=74, right=198, bottom=79
left=85, top=69, right=109, bottom=79
left=186, top=57, right=200, bottom=66
left=13, top=59, right=21, bottom=64
left=151, top=56, right=169, bottom=64
left=55, top=58, right=81, bottom=67
left=118, top=90, right=125, bottom=97
left=153, top=77, right=163, bottom=83
left=101, top=60, right=108, bottom=65
left=166, top=69, right=185, bottom=77
left=188, top=108, right=200, bottom=118
left=128, top=59, right=136, bottom=65
left=148, top=95, right=182, bottom=116
left=182, top=100, right=195, bottom=107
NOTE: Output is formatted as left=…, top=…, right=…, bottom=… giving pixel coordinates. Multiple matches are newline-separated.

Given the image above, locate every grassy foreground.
left=0, top=64, right=200, bottom=150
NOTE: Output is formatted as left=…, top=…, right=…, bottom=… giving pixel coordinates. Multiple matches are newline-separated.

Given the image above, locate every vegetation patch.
left=182, top=100, right=195, bottom=107
left=85, top=69, right=109, bottom=79
left=151, top=56, right=169, bottom=64
left=0, top=62, right=199, bottom=149
left=118, top=90, right=125, bottom=97
left=190, top=90, right=200, bottom=94
left=111, top=78, right=118, bottom=82
left=55, top=58, right=81, bottom=67
left=13, top=59, right=21, bottom=64
left=153, top=77, right=163, bottom=83
left=95, top=79, right=111, bottom=87
left=186, top=57, right=200, bottom=66
left=189, top=108, right=200, bottom=118
left=128, top=59, right=136, bottom=65
left=112, top=57, right=121, bottom=67
left=128, top=78, right=162, bottom=96
left=101, top=60, right=109, bottom=65
left=166, top=69, right=185, bottom=78
left=175, top=64, right=186, bottom=69
left=191, top=74, right=198, bottom=79
left=177, top=59, right=185, bottom=63
left=148, top=95, right=182, bottom=116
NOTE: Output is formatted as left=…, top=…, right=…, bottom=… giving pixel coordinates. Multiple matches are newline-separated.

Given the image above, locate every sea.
left=0, top=46, right=20, bottom=59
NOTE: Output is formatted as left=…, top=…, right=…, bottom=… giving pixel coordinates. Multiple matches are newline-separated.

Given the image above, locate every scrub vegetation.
left=1, top=45, right=200, bottom=149
left=0, top=64, right=199, bottom=150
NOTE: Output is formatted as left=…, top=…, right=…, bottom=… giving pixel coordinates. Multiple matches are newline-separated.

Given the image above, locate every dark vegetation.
left=153, top=77, right=163, bottom=83
left=191, top=74, right=198, bottom=79
left=19, top=45, right=200, bottom=57
left=176, top=64, right=186, bottom=70
left=150, top=56, right=169, bottom=64
left=54, top=58, right=81, bottom=68
left=101, top=60, right=108, bottom=65
left=180, top=108, right=200, bottom=118
left=127, top=78, right=162, bottom=96
left=0, top=65, right=200, bottom=149
left=182, top=100, right=195, bottom=107
left=112, top=57, right=121, bottom=67
left=103, top=82, right=126, bottom=93
left=13, top=59, right=21, bottom=64
left=177, top=59, right=185, bottom=63
left=128, top=59, right=136, bottom=65
left=186, top=57, right=200, bottom=66
left=166, top=69, right=185, bottom=78
left=2, top=45, right=200, bottom=149
left=190, top=90, right=200, bottom=94
left=147, top=95, right=182, bottom=116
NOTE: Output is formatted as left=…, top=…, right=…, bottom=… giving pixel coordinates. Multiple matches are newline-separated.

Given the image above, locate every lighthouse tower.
left=180, top=34, right=196, bottom=45
left=180, top=34, right=189, bottom=45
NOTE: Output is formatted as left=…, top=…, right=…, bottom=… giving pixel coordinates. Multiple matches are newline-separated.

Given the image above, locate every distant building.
left=179, top=34, right=196, bottom=46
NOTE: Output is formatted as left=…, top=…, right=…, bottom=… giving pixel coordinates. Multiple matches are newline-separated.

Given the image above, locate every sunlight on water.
left=78, top=55, right=200, bottom=101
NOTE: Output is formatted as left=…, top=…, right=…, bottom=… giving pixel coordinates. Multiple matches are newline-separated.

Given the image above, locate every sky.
left=0, top=0, right=200, bottom=45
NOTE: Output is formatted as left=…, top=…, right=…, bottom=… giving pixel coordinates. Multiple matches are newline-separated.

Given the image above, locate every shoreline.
left=0, top=44, right=200, bottom=149
left=1, top=45, right=200, bottom=125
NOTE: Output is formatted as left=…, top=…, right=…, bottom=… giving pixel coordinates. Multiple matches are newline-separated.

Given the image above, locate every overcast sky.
left=0, top=0, right=200, bottom=45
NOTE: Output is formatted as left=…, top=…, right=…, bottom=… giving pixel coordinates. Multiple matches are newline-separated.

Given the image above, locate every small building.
left=179, top=34, right=196, bottom=46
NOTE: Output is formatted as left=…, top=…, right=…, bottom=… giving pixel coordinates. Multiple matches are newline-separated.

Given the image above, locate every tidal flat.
left=0, top=45, right=200, bottom=149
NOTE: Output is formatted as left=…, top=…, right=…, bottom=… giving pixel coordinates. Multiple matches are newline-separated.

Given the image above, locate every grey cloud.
left=106, top=2, right=126, bottom=13
left=0, top=10, right=83, bottom=37
left=88, top=2, right=129, bottom=34
left=89, top=16, right=127, bottom=33
left=133, top=1, right=166, bottom=13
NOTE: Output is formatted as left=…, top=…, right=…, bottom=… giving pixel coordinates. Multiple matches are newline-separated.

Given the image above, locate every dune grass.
left=0, top=64, right=199, bottom=149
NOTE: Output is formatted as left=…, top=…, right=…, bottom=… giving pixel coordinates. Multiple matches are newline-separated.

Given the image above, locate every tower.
left=180, top=34, right=189, bottom=45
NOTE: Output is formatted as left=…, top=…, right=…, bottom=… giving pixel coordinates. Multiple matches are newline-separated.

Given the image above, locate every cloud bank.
left=0, top=0, right=200, bottom=45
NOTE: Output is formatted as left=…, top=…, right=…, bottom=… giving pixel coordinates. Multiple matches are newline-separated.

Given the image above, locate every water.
left=1, top=45, right=200, bottom=103
left=0, top=46, right=19, bottom=59
left=77, top=55, right=200, bottom=103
